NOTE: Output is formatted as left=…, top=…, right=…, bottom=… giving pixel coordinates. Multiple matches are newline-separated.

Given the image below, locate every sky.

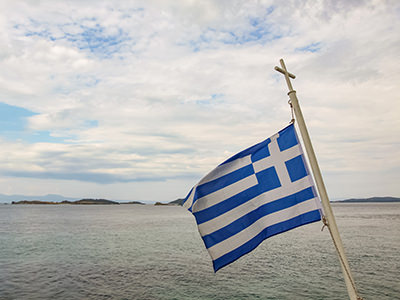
left=0, top=0, right=399, bottom=203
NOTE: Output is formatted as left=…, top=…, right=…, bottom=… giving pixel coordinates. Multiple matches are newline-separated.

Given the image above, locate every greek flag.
left=183, top=123, right=322, bottom=271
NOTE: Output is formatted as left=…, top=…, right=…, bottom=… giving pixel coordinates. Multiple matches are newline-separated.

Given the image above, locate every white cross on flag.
left=183, top=123, right=322, bottom=271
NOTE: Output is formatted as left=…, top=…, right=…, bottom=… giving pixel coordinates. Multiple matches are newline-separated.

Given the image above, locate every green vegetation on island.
left=12, top=200, right=59, bottom=205
left=12, top=199, right=120, bottom=205
left=154, top=202, right=168, bottom=206
left=336, top=197, right=400, bottom=203
left=154, top=198, right=185, bottom=206
left=120, top=201, right=145, bottom=205
left=169, top=198, right=185, bottom=205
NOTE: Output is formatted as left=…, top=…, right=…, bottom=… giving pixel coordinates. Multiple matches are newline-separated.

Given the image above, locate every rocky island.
left=12, top=199, right=120, bottom=205
left=335, top=196, right=400, bottom=203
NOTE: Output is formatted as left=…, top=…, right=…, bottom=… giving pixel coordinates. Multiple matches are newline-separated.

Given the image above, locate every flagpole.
left=274, top=59, right=362, bottom=300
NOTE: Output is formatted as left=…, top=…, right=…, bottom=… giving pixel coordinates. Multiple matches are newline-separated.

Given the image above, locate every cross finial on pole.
left=275, top=59, right=296, bottom=93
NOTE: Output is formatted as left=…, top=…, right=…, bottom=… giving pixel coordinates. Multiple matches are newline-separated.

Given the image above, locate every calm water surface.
left=0, top=203, right=399, bottom=299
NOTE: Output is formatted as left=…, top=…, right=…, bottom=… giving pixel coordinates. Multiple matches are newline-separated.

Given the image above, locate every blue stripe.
left=285, top=155, right=308, bottom=182
left=212, top=209, right=322, bottom=272
left=256, top=166, right=281, bottom=189
left=277, top=123, right=298, bottom=151
left=193, top=166, right=280, bottom=224
left=221, top=139, right=270, bottom=165
left=250, top=140, right=270, bottom=163
left=195, top=164, right=255, bottom=199
left=202, top=187, right=315, bottom=249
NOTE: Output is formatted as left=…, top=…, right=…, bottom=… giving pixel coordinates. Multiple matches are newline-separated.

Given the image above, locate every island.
left=12, top=199, right=120, bottom=205
left=120, top=201, right=146, bottom=205
left=169, top=198, right=185, bottom=205
left=154, top=198, right=185, bottom=206
left=335, top=196, right=400, bottom=203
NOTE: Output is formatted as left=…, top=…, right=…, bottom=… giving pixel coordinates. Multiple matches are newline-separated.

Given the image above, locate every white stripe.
left=192, top=174, right=258, bottom=213
left=299, top=154, right=324, bottom=215
left=252, top=144, right=301, bottom=173
left=208, top=198, right=320, bottom=260
left=270, top=136, right=291, bottom=187
left=199, top=156, right=252, bottom=185
left=198, top=175, right=312, bottom=236
left=182, top=185, right=197, bottom=210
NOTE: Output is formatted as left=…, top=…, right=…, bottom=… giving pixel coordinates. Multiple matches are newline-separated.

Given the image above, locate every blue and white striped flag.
left=183, top=123, right=322, bottom=271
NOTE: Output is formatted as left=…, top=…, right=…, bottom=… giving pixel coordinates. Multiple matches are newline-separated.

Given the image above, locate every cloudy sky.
left=0, top=0, right=399, bottom=202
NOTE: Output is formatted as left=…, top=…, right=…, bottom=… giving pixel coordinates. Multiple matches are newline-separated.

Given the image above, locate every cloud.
left=0, top=0, right=399, bottom=201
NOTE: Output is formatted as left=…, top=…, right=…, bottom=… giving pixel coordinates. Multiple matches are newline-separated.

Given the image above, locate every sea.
left=0, top=203, right=399, bottom=300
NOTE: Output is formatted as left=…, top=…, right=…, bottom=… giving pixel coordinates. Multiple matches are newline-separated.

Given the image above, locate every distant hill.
left=154, top=198, right=185, bottom=206
left=0, top=193, right=79, bottom=203
left=169, top=198, right=185, bottom=205
left=70, top=199, right=119, bottom=205
left=336, top=197, right=400, bottom=203
left=11, top=200, right=59, bottom=205
left=12, top=199, right=119, bottom=205
left=120, top=201, right=146, bottom=205
left=154, top=201, right=170, bottom=206
left=0, top=194, right=148, bottom=204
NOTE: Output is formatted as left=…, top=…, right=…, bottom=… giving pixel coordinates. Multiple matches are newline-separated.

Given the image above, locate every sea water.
left=0, top=203, right=399, bottom=299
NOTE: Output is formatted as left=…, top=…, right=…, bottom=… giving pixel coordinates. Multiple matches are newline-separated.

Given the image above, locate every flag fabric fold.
left=183, top=123, right=322, bottom=271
